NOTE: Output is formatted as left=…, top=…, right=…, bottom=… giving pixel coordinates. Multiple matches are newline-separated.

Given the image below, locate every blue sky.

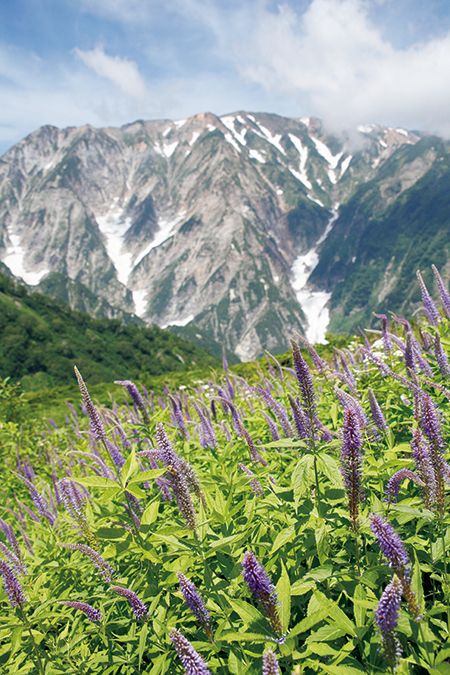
left=1, top=0, right=450, bottom=152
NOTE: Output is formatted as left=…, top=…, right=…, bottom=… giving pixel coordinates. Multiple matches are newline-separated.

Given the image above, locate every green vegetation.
left=0, top=267, right=448, bottom=673
left=0, top=273, right=217, bottom=391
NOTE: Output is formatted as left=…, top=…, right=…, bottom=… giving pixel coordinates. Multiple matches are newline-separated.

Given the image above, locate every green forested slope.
left=0, top=273, right=217, bottom=389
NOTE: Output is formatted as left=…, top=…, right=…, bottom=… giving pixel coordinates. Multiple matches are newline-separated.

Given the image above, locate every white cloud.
left=74, top=46, right=146, bottom=97
left=202, top=0, right=450, bottom=136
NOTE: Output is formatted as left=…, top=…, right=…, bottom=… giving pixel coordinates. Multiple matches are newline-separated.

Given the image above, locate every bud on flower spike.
left=262, top=649, right=281, bottom=675
left=375, top=576, right=403, bottom=671
left=416, top=270, right=440, bottom=325
left=242, top=551, right=282, bottom=635
left=61, top=601, right=102, bottom=623
left=177, top=573, right=212, bottom=636
left=114, top=380, right=149, bottom=423
left=0, top=560, right=25, bottom=608
left=74, top=366, right=107, bottom=442
left=169, top=629, right=211, bottom=674
left=432, top=264, right=450, bottom=318
left=63, top=543, right=114, bottom=582
left=111, top=586, right=148, bottom=620
left=340, top=407, right=363, bottom=531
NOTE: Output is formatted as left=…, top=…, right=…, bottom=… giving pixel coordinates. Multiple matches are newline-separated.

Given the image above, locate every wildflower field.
left=0, top=266, right=449, bottom=674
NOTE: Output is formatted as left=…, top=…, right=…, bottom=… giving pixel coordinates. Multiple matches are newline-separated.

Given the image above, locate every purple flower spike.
left=420, top=393, right=444, bottom=450
left=242, top=551, right=282, bottom=635
left=0, top=560, right=25, bottom=607
left=114, top=380, right=149, bottom=423
left=375, top=576, right=403, bottom=671
left=170, top=467, right=197, bottom=530
left=385, top=469, right=425, bottom=503
left=370, top=514, right=410, bottom=578
left=340, top=407, right=364, bottom=531
left=64, top=543, right=114, bottom=582
left=62, top=600, right=102, bottom=623
left=20, top=476, right=56, bottom=526
left=432, top=264, right=450, bottom=318
left=239, top=463, right=264, bottom=496
left=111, top=586, right=148, bottom=620
left=177, top=573, right=211, bottom=635
left=434, top=334, right=450, bottom=377
left=262, top=649, right=281, bottom=675
left=169, top=629, right=211, bottom=675
left=411, top=428, right=437, bottom=508
left=368, top=388, right=387, bottom=432
left=74, top=366, right=107, bottom=442
left=416, top=270, right=440, bottom=325
left=291, top=341, right=316, bottom=421
left=0, top=519, right=21, bottom=560
left=0, top=542, right=26, bottom=575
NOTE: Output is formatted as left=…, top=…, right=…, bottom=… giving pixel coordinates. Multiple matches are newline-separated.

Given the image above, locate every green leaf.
left=411, top=551, right=425, bottom=614
left=352, top=584, right=367, bottom=628
left=127, top=468, right=167, bottom=485
left=292, top=455, right=314, bottom=501
left=276, top=561, right=291, bottom=633
left=73, top=476, right=121, bottom=492
left=228, top=599, right=265, bottom=626
left=138, top=623, right=149, bottom=669
left=289, top=608, right=330, bottom=637
left=141, top=500, right=160, bottom=526
left=317, top=453, right=344, bottom=488
left=220, top=632, right=270, bottom=643
left=260, top=439, right=308, bottom=449
left=120, top=449, right=139, bottom=484
left=271, top=526, right=295, bottom=554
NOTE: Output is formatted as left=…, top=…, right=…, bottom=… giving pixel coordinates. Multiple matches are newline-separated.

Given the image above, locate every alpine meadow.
left=0, top=266, right=448, bottom=674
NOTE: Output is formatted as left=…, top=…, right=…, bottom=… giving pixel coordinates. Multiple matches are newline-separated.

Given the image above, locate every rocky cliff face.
left=1, top=112, right=447, bottom=359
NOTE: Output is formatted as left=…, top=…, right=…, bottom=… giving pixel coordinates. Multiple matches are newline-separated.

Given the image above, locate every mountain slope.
left=0, top=272, right=217, bottom=389
left=0, top=111, right=447, bottom=358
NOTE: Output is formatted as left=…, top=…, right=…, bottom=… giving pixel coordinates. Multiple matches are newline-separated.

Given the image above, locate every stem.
left=19, top=608, right=45, bottom=675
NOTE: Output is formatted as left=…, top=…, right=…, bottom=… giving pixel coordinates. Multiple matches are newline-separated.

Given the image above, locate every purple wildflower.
left=238, top=420, right=268, bottom=467
left=262, top=412, right=281, bottom=442
left=105, top=440, right=125, bottom=469
left=63, top=544, right=113, bottom=582
left=416, top=270, right=440, bottom=325
left=368, top=388, right=388, bottom=432
left=420, top=393, right=444, bottom=450
left=432, top=264, right=450, bottom=318
left=374, top=313, right=392, bottom=353
left=0, top=542, right=26, bottom=575
left=291, top=340, right=316, bottom=422
left=370, top=514, right=410, bottom=578
left=111, top=586, right=148, bottom=620
left=0, top=519, right=21, bottom=561
left=370, top=514, right=422, bottom=619
left=375, top=576, right=403, bottom=671
left=155, top=424, right=180, bottom=467
left=169, top=629, right=211, bottom=675
left=334, top=387, right=368, bottom=428
left=20, top=476, right=56, bottom=526
left=239, top=463, right=264, bottom=496
left=262, top=649, right=281, bottom=675
left=0, top=560, right=25, bottom=607
left=411, top=428, right=437, bottom=508
left=288, top=396, right=311, bottom=439
left=385, top=469, right=425, bottom=503
left=61, top=601, right=102, bottom=623
left=242, top=551, right=282, bottom=635
left=340, top=408, right=364, bottom=531
left=169, top=395, right=188, bottom=437
left=434, top=334, right=450, bottom=377
left=404, top=333, right=415, bottom=373
left=74, top=366, right=107, bottom=442
left=256, top=387, right=293, bottom=437
left=177, top=573, right=211, bottom=635
left=114, top=380, right=149, bottom=423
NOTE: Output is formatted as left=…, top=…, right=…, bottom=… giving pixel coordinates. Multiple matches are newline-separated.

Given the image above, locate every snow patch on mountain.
left=2, top=228, right=49, bottom=285
left=291, top=207, right=340, bottom=343
left=288, top=134, right=312, bottom=189
left=96, top=200, right=133, bottom=285
left=161, top=314, right=194, bottom=328
left=133, top=211, right=186, bottom=267
left=249, top=149, right=266, bottom=163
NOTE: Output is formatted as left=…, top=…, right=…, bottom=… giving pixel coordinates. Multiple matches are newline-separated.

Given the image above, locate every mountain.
left=0, top=271, right=217, bottom=389
left=0, top=112, right=448, bottom=359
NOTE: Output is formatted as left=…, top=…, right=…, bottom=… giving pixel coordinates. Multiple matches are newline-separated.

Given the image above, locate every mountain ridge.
left=1, top=110, right=448, bottom=359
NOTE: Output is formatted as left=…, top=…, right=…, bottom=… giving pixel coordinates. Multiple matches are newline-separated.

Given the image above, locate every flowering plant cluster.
left=0, top=265, right=448, bottom=673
